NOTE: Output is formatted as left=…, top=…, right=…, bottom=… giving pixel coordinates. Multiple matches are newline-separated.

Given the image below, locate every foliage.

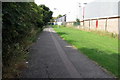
left=52, top=25, right=119, bottom=78
left=50, top=17, right=56, bottom=22
left=76, top=18, right=80, bottom=22
left=57, top=14, right=63, bottom=18
left=2, top=2, right=52, bottom=78
left=73, top=18, right=80, bottom=26
left=39, top=5, right=53, bottom=25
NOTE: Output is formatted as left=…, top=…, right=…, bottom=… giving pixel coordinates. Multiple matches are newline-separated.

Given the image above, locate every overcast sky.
left=35, top=0, right=95, bottom=17
left=35, top=0, right=119, bottom=19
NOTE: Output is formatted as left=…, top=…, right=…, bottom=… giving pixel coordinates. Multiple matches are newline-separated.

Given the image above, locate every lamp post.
left=64, top=12, right=70, bottom=26
left=83, top=3, right=87, bottom=26
left=78, top=3, right=87, bottom=26
left=78, top=3, right=81, bottom=20
left=82, top=3, right=87, bottom=26
left=66, top=12, right=70, bottom=22
left=53, top=8, right=59, bottom=25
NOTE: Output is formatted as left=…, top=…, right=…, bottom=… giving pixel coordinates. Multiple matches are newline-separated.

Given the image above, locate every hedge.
left=2, top=2, right=52, bottom=78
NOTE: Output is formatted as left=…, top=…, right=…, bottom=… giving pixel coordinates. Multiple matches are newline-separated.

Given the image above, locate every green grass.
left=52, top=25, right=119, bottom=77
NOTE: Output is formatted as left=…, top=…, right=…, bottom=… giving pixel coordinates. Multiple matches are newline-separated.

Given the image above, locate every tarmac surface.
left=21, top=27, right=114, bottom=78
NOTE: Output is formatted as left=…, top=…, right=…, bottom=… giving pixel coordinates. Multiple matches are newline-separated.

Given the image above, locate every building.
left=55, top=14, right=66, bottom=25
left=66, top=0, right=120, bottom=34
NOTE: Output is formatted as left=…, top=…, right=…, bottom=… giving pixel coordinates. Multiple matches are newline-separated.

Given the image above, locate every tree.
left=76, top=18, right=80, bottom=22
left=39, top=5, right=53, bottom=25
left=2, top=2, right=53, bottom=78
left=57, top=14, right=63, bottom=18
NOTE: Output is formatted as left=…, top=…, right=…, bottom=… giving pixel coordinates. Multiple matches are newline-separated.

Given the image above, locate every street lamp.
left=78, top=3, right=87, bottom=26
left=82, top=3, right=87, bottom=26
left=78, top=3, right=82, bottom=20
left=65, top=11, right=71, bottom=23
left=53, top=8, right=59, bottom=25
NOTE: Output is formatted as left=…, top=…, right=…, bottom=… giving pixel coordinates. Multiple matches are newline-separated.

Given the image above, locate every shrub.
left=2, top=2, right=52, bottom=78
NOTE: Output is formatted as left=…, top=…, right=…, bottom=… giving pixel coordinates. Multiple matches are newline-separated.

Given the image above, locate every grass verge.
left=52, top=25, right=119, bottom=78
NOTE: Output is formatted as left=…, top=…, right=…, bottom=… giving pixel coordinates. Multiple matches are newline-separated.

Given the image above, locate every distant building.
left=84, top=1, right=119, bottom=20
left=66, top=0, right=120, bottom=34
left=55, top=14, right=66, bottom=25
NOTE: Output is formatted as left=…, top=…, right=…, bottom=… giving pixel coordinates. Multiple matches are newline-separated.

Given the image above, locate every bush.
left=2, top=2, right=52, bottom=78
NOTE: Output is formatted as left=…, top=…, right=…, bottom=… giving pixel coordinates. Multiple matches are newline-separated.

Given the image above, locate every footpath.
left=21, top=27, right=114, bottom=78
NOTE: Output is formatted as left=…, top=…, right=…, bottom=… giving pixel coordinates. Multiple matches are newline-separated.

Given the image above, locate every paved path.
left=21, top=27, right=114, bottom=78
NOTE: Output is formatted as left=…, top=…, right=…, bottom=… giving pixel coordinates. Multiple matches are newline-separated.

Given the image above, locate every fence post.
left=105, top=18, right=108, bottom=31
left=89, top=19, right=91, bottom=30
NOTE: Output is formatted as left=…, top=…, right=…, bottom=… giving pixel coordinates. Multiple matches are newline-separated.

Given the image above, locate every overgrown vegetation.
left=2, top=2, right=52, bottom=78
left=67, top=25, right=118, bottom=39
left=73, top=18, right=80, bottom=26
left=52, top=25, right=119, bottom=78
